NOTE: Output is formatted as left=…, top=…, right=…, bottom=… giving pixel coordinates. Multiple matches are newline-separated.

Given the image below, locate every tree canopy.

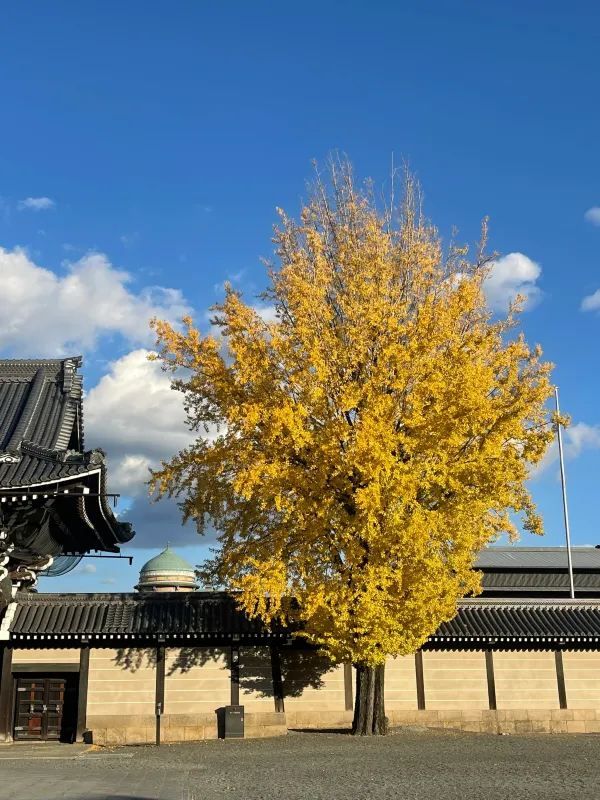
left=150, top=162, right=554, bottom=669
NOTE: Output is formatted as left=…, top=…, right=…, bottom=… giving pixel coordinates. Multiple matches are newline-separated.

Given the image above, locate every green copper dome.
left=136, top=545, right=197, bottom=593
left=140, top=545, right=194, bottom=575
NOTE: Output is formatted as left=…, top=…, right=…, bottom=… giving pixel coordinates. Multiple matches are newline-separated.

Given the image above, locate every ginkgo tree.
left=150, top=160, right=555, bottom=736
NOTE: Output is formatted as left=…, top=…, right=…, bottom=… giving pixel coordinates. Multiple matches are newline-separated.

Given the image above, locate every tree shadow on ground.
left=86, top=796, right=164, bottom=800
left=289, top=727, right=352, bottom=734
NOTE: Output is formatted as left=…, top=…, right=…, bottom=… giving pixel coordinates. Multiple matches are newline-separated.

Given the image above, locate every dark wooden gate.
left=13, top=677, right=69, bottom=741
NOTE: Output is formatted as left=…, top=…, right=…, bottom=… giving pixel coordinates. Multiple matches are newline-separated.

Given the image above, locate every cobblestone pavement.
left=1, top=728, right=599, bottom=800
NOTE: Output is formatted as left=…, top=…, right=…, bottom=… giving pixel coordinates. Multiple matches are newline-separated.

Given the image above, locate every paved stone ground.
left=1, top=728, right=599, bottom=800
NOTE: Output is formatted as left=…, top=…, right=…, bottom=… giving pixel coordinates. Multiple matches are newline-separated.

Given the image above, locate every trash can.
left=220, top=705, right=244, bottom=739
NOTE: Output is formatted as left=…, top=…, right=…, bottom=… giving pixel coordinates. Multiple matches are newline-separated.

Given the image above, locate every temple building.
left=2, top=545, right=600, bottom=744
left=0, top=358, right=134, bottom=606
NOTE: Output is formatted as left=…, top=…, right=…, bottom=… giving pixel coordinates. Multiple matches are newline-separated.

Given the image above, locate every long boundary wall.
left=6, top=645, right=600, bottom=743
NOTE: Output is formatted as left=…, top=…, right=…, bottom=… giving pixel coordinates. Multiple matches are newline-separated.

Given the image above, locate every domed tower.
left=135, top=545, right=197, bottom=593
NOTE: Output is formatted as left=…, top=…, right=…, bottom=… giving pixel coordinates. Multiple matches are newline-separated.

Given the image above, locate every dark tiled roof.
left=0, top=358, right=133, bottom=550
left=8, top=593, right=600, bottom=646
left=476, top=547, right=600, bottom=570
left=9, top=592, right=278, bottom=639
left=0, top=443, right=100, bottom=488
left=481, top=570, right=600, bottom=594
left=432, top=599, right=600, bottom=643
left=0, top=357, right=91, bottom=488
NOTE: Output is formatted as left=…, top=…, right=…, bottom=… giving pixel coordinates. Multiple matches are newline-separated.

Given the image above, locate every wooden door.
left=13, top=677, right=66, bottom=741
left=44, top=678, right=66, bottom=740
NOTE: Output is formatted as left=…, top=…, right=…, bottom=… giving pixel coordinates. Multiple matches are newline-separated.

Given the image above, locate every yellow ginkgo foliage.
left=150, top=162, right=555, bottom=735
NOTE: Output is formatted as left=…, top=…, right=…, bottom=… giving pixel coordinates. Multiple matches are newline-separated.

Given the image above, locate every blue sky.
left=1, top=2, right=600, bottom=592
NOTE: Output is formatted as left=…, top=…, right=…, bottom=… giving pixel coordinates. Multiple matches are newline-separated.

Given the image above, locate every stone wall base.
left=285, top=710, right=354, bottom=729
left=88, top=708, right=600, bottom=744
left=87, top=712, right=287, bottom=745
left=287, top=708, right=600, bottom=734
left=388, top=709, right=600, bottom=734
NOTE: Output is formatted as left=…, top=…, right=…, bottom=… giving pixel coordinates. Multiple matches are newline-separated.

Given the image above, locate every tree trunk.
left=352, top=663, right=388, bottom=735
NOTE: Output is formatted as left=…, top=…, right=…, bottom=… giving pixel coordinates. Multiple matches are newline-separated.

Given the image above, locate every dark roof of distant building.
left=476, top=547, right=600, bottom=570
left=481, top=570, right=600, bottom=594
left=476, top=547, right=600, bottom=596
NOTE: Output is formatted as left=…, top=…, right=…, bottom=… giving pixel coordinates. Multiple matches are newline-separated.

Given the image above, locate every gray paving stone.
left=1, top=729, right=599, bottom=800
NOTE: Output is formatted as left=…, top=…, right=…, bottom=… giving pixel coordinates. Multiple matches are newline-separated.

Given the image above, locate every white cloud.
left=532, top=422, right=600, bottom=477
left=18, top=196, right=55, bottom=211
left=0, top=243, right=203, bottom=549
left=581, top=289, right=600, bottom=312
left=584, top=207, right=600, bottom=226
left=484, top=252, right=542, bottom=312
left=85, top=350, right=202, bottom=547
left=564, top=422, right=600, bottom=456
left=111, top=455, right=153, bottom=495
left=85, top=349, right=193, bottom=480
left=79, top=563, right=97, bottom=574
left=101, top=577, right=117, bottom=586
left=252, top=304, right=278, bottom=324
left=0, top=246, right=191, bottom=356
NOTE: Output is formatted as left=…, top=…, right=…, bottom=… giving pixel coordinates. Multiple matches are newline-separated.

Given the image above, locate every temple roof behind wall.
left=476, top=547, right=600, bottom=597
left=481, top=570, right=600, bottom=594
left=476, top=547, right=600, bottom=570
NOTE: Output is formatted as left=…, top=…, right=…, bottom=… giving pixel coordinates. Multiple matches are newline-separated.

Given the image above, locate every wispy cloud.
left=0, top=197, right=9, bottom=223
left=213, top=269, right=246, bottom=294
left=120, top=232, right=140, bottom=248
left=584, top=207, right=600, bottom=227
left=532, top=422, right=600, bottom=477
left=18, top=196, right=55, bottom=211
left=581, top=290, right=600, bottom=312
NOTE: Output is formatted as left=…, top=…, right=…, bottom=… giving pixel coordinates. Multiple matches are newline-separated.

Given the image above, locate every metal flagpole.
left=554, top=386, right=575, bottom=599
